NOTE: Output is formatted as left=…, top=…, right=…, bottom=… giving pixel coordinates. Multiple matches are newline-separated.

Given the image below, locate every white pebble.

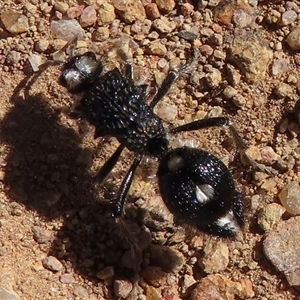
left=281, top=10, right=297, bottom=26
left=156, top=103, right=178, bottom=122
left=28, top=54, right=42, bottom=72
left=278, top=182, right=300, bottom=215
left=50, top=19, right=84, bottom=42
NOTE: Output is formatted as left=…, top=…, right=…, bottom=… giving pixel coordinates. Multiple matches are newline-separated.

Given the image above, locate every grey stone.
left=0, top=286, right=21, bottom=300
left=263, top=216, right=300, bottom=286
left=42, top=256, right=63, bottom=272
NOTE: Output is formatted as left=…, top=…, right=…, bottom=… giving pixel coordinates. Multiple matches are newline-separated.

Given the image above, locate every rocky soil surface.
left=0, top=0, right=300, bottom=299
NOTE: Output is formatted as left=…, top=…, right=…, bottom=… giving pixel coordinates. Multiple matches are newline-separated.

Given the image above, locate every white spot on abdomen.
left=216, top=210, right=240, bottom=233
left=195, top=184, right=214, bottom=204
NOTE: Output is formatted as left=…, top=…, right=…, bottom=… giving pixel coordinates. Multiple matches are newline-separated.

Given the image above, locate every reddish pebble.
left=260, top=146, right=279, bottom=165
left=80, top=6, right=97, bottom=27
left=180, top=3, right=194, bottom=16
left=114, top=279, right=133, bottom=298
left=67, top=5, right=84, bottom=19
left=32, top=226, right=52, bottom=244
left=145, top=3, right=160, bottom=19
left=141, top=0, right=152, bottom=5
left=199, top=44, right=214, bottom=56
left=60, top=273, right=75, bottom=284
left=42, top=256, right=63, bottom=272
left=212, top=23, right=223, bottom=33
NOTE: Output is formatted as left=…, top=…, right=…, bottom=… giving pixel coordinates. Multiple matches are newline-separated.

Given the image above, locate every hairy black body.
left=78, top=67, right=168, bottom=156
left=60, top=52, right=247, bottom=237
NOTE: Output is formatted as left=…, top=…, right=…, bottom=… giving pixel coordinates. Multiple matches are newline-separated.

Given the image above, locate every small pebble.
left=279, top=118, right=289, bottom=133
left=278, top=181, right=300, bottom=215
left=271, top=59, right=289, bottom=76
left=149, top=245, right=184, bottom=273
left=98, top=3, right=116, bottom=24
left=213, top=49, right=226, bottom=60
left=114, top=0, right=146, bottom=24
left=5, top=51, right=21, bottom=66
left=93, top=27, right=110, bottom=41
left=214, top=1, right=253, bottom=26
left=260, top=146, right=279, bottom=165
left=257, top=203, right=285, bottom=231
left=190, top=236, right=204, bottom=250
left=67, top=5, right=84, bottom=19
left=50, top=19, right=84, bottom=42
left=0, top=286, right=20, bottom=300
left=199, top=45, right=214, bottom=56
left=156, top=103, right=178, bottom=122
left=180, top=3, right=194, bottom=16
left=10, top=202, right=23, bottom=216
left=153, top=18, right=176, bottom=34
left=232, top=7, right=255, bottom=28
left=1, top=9, right=29, bottom=33
left=223, top=86, right=238, bottom=99
left=25, top=2, right=37, bottom=14
left=273, top=82, right=293, bottom=98
left=80, top=6, right=97, bottom=27
left=142, top=266, right=168, bottom=288
left=145, top=3, right=160, bottom=20
left=286, top=26, right=300, bottom=50
left=114, top=279, right=133, bottom=298
left=178, top=30, right=198, bottom=41
left=156, top=0, right=176, bottom=13
left=96, top=266, right=114, bottom=280
left=145, top=284, right=162, bottom=300
left=263, top=217, right=300, bottom=286
left=42, top=256, right=63, bottom=272
left=146, top=41, right=167, bottom=56
left=73, top=285, right=89, bottom=298
left=281, top=10, right=297, bottom=26
left=54, top=1, right=69, bottom=14
left=32, top=226, right=52, bottom=244
left=181, top=275, right=197, bottom=294
left=199, top=240, right=229, bottom=273
left=60, top=273, right=75, bottom=284
left=248, top=0, right=258, bottom=6
left=232, top=94, right=246, bottom=108
left=191, top=274, right=254, bottom=300
left=28, top=54, right=42, bottom=72
left=265, top=9, right=281, bottom=25
left=35, top=39, right=49, bottom=52
left=228, top=32, right=273, bottom=82
left=204, top=69, right=222, bottom=88
left=207, top=106, right=223, bottom=118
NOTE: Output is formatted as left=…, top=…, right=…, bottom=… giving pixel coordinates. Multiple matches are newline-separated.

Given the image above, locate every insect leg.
left=150, top=70, right=179, bottom=108
left=170, top=117, right=275, bottom=174
left=124, top=61, right=133, bottom=80
left=170, top=116, right=231, bottom=134
left=94, top=144, right=125, bottom=183
left=112, top=154, right=143, bottom=217
left=150, top=52, right=197, bottom=109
